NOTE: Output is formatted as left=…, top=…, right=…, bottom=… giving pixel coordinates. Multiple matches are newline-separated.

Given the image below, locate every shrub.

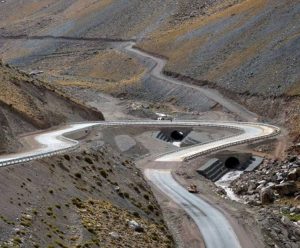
left=100, top=170, right=108, bottom=178
left=134, top=187, right=140, bottom=194
left=133, top=212, right=140, bottom=218
left=72, top=198, right=84, bottom=208
left=148, top=204, right=154, bottom=212
left=63, top=154, right=70, bottom=161
left=84, top=157, right=93, bottom=164
left=74, top=173, right=82, bottom=179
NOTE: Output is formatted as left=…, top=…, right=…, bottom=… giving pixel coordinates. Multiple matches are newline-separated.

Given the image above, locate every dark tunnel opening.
left=225, top=157, right=240, bottom=169
left=170, top=130, right=184, bottom=141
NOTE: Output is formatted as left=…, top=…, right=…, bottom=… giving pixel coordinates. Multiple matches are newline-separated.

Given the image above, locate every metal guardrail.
left=0, top=144, right=80, bottom=167
left=0, top=121, right=280, bottom=167
left=183, top=124, right=280, bottom=161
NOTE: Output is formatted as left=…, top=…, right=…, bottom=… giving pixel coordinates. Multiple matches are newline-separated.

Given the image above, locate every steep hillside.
left=0, top=1, right=298, bottom=136
left=0, top=145, right=173, bottom=247
left=139, top=0, right=299, bottom=97
left=0, top=0, right=298, bottom=97
left=0, top=60, right=104, bottom=154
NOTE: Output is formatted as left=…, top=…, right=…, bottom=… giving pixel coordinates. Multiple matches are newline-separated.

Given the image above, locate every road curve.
left=0, top=120, right=279, bottom=166
left=0, top=120, right=279, bottom=247
left=125, top=42, right=258, bottom=122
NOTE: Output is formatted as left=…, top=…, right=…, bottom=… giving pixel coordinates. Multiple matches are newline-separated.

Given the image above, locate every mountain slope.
left=0, top=60, right=104, bottom=154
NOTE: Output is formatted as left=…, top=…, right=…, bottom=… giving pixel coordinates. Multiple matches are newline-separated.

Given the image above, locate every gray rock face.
left=128, top=220, right=144, bottom=233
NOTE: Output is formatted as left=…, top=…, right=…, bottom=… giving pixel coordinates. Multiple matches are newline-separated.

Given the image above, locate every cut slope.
left=0, top=60, right=104, bottom=154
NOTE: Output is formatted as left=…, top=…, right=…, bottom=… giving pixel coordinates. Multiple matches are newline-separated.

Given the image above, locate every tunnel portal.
left=170, top=130, right=184, bottom=141
left=225, top=157, right=240, bottom=169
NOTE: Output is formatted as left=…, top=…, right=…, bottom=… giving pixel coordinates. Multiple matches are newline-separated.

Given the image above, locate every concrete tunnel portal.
left=170, top=130, right=184, bottom=141
left=225, top=157, right=240, bottom=169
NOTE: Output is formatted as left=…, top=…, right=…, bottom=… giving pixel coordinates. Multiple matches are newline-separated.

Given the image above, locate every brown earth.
left=0, top=1, right=299, bottom=247
left=0, top=145, right=174, bottom=248
left=0, top=60, right=104, bottom=154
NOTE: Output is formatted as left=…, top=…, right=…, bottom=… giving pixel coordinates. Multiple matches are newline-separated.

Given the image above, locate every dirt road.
left=125, top=42, right=258, bottom=122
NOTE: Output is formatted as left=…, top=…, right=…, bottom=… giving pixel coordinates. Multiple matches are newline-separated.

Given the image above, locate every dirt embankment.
left=0, top=145, right=174, bottom=248
left=0, top=60, right=104, bottom=154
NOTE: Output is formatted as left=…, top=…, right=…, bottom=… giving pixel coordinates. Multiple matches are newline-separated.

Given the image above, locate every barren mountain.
left=0, top=0, right=298, bottom=138
left=0, top=60, right=104, bottom=154
left=0, top=1, right=299, bottom=248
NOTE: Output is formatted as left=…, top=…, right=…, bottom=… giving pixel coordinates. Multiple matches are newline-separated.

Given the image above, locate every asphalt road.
left=145, top=169, right=241, bottom=248
left=0, top=120, right=279, bottom=247
left=0, top=120, right=279, bottom=166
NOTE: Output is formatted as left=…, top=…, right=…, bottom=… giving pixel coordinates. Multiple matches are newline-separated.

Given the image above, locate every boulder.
left=109, top=232, right=120, bottom=239
left=128, top=220, right=144, bottom=233
left=260, top=187, right=275, bottom=204
left=281, top=216, right=291, bottom=225
left=290, top=206, right=300, bottom=214
left=275, top=181, right=298, bottom=196
left=287, top=168, right=300, bottom=181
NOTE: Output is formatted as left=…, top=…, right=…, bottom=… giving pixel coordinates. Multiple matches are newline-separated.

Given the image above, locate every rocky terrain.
left=231, top=150, right=300, bottom=248
left=0, top=144, right=173, bottom=248
left=0, top=0, right=299, bottom=247
left=0, top=0, right=298, bottom=138
left=0, top=60, right=103, bottom=154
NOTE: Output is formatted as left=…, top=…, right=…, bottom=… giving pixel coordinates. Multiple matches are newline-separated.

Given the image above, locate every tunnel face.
left=171, top=130, right=184, bottom=141
left=225, top=157, right=240, bottom=169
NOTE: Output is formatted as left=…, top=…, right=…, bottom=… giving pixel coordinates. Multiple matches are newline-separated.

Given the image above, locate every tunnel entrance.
left=170, top=130, right=184, bottom=141
left=225, top=157, right=240, bottom=169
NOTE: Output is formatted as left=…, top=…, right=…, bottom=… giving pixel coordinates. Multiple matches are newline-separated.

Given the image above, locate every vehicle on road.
left=187, top=184, right=198, bottom=193
left=157, top=116, right=173, bottom=121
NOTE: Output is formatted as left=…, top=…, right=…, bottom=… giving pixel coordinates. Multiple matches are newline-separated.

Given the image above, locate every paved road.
left=145, top=169, right=241, bottom=248
left=125, top=43, right=258, bottom=122
left=0, top=120, right=278, bottom=166
left=0, top=120, right=279, bottom=247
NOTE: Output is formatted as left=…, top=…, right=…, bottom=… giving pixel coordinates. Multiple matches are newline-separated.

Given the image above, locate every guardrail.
left=0, top=144, right=80, bottom=167
left=0, top=121, right=280, bottom=167
left=183, top=124, right=280, bottom=161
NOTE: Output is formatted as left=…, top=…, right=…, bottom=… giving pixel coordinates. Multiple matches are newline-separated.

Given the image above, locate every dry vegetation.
left=45, top=49, right=147, bottom=94
left=78, top=200, right=173, bottom=248
left=139, top=0, right=265, bottom=56
left=0, top=145, right=174, bottom=247
left=0, top=62, right=44, bottom=126
left=0, top=60, right=103, bottom=129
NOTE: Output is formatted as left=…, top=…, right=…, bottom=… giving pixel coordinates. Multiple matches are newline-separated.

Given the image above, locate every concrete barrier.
left=0, top=120, right=280, bottom=167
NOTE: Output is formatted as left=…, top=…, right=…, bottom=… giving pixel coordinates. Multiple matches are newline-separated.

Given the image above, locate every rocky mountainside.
left=0, top=144, right=173, bottom=247
left=0, top=0, right=298, bottom=139
left=0, top=60, right=104, bottom=154
left=0, top=1, right=299, bottom=247
left=231, top=149, right=300, bottom=248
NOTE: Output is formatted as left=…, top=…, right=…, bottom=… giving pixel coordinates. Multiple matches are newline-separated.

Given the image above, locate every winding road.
left=0, top=43, right=280, bottom=248
left=125, top=43, right=258, bottom=122
left=0, top=120, right=279, bottom=247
